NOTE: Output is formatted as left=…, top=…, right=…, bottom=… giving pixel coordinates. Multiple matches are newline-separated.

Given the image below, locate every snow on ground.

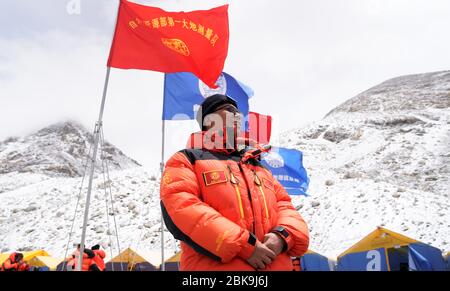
left=0, top=71, right=449, bottom=261
left=280, top=71, right=450, bottom=258
left=0, top=167, right=178, bottom=259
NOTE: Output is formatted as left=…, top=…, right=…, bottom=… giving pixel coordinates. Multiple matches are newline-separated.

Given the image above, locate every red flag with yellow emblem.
left=108, top=0, right=229, bottom=88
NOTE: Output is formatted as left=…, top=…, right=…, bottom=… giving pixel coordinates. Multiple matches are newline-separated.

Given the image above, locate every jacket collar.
left=186, top=130, right=256, bottom=154
left=186, top=130, right=271, bottom=162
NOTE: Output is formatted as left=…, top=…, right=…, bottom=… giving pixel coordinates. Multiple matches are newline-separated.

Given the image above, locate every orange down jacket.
left=66, top=251, right=98, bottom=271
left=160, top=132, right=309, bottom=271
left=0, top=253, right=28, bottom=271
left=93, top=249, right=106, bottom=271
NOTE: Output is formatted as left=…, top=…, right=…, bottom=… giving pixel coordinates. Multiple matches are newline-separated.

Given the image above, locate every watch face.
left=274, top=226, right=288, bottom=237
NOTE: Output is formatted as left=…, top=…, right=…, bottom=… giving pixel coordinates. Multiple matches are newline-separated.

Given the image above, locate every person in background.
left=0, top=252, right=30, bottom=271
left=66, top=244, right=101, bottom=271
left=91, top=244, right=106, bottom=271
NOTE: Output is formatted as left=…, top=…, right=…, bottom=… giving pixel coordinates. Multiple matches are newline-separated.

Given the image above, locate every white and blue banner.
left=261, top=147, right=309, bottom=196
left=163, top=72, right=252, bottom=120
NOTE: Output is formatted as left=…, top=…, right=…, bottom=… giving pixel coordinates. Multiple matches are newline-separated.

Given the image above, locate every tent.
left=1, top=250, right=53, bottom=271
left=0, top=250, right=50, bottom=265
left=22, top=250, right=51, bottom=261
left=445, top=252, right=450, bottom=271
left=0, top=253, right=9, bottom=265
left=105, top=248, right=161, bottom=271
left=407, top=242, right=446, bottom=271
left=163, top=251, right=181, bottom=271
left=27, top=256, right=63, bottom=271
left=299, top=250, right=335, bottom=271
left=441, top=251, right=449, bottom=271
left=336, top=227, right=446, bottom=271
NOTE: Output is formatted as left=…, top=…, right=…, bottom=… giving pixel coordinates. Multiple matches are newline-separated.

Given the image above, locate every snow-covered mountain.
left=0, top=71, right=449, bottom=261
left=0, top=121, right=140, bottom=193
left=284, top=70, right=450, bottom=258
left=0, top=122, right=174, bottom=259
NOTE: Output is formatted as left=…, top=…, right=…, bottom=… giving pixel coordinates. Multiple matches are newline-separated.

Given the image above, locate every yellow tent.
left=165, top=251, right=181, bottom=263
left=22, top=250, right=51, bottom=262
left=162, top=251, right=181, bottom=271
left=338, top=227, right=418, bottom=260
left=445, top=252, right=450, bottom=270
left=107, top=248, right=161, bottom=271
left=27, top=256, right=63, bottom=271
left=337, top=226, right=419, bottom=271
left=0, top=250, right=50, bottom=265
left=0, top=253, right=9, bottom=265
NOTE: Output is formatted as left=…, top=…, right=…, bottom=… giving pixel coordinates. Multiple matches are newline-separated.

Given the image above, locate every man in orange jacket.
left=160, top=94, right=309, bottom=271
left=0, top=252, right=29, bottom=271
left=66, top=245, right=101, bottom=271
left=91, top=244, right=106, bottom=271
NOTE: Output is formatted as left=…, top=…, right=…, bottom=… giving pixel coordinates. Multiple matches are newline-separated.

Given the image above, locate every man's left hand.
left=263, top=233, right=286, bottom=256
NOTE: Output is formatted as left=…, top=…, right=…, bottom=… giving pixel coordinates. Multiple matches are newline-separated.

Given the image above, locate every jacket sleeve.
left=2, top=259, right=17, bottom=270
left=95, top=250, right=106, bottom=259
left=272, top=177, right=309, bottom=257
left=160, top=152, right=256, bottom=263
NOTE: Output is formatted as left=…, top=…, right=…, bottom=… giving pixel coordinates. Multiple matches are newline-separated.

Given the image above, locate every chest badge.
left=203, top=170, right=228, bottom=186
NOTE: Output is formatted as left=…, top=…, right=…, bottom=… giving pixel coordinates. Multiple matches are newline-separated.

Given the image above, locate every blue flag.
left=261, top=147, right=309, bottom=196
left=163, top=72, right=252, bottom=120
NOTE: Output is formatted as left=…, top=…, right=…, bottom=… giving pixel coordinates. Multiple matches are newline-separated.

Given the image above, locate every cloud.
left=1, top=0, right=450, bottom=167
left=0, top=0, right=116, bottom=38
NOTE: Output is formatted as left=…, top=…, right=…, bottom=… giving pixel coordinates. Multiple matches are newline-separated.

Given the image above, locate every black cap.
left=196, top=94, right=239, bottom=130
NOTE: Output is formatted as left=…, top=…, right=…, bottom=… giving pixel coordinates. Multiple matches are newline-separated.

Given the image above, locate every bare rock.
left=343, top=171, right=363, bottom=179
left=323, top=128, right=351, bottom=143
left=23, top=205, right=39, bottom=212
left=127, top=202, right=136, bottom=211
left=325, top=180, right=334, bottom=186
left=311, top=201, right=320, bottom=208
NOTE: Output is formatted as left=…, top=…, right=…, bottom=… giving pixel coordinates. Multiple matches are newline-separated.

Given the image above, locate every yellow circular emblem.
left=210, top=172, right=220, bottom=181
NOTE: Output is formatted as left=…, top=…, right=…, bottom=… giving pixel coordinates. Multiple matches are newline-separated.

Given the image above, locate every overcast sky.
left=1, top=0, right=450, bottom=168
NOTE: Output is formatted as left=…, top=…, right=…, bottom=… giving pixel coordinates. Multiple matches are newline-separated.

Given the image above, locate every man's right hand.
left=246, top=240, right=276, bottom=270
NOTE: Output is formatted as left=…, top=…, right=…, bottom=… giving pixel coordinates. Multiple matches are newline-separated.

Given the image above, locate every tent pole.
left=78, top=67, right=111, bottom=271
left=160, top=119, right=166, bottom=271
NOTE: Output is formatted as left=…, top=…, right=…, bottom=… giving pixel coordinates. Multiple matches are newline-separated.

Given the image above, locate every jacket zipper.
left=238, top=163, right=256, bottom=234
left=227, top=165, right=245, bottom=220
left=253, top=171, right=270, bottom=220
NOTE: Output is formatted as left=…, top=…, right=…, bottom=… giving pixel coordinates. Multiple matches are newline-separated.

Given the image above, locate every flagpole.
left=160, top=74, right=167, bottom=271
left=78, top=66, right=111, bottom=271
left=76, top=0, right=122, bottom=271
left=160, top=119, right=166, bottom=271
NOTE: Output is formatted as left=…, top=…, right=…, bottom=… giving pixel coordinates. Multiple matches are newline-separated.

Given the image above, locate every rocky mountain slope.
left=0, top=122, right=140, bottom=194
left=0, top=71, right=448, bottom=260
left=284, top=71, right=450, bottom=257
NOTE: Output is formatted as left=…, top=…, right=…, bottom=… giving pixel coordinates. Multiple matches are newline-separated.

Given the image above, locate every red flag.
left=246, top=112, right=272, bottom=144
left=108, top=0, right=229, bottom=88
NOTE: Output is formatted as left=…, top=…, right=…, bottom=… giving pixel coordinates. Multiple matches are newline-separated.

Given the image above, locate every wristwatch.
left=270, top=226, right=289, bottom=252
left=248, top=232, right=257, bottom=246
left=271, top=226, right=289, bottom=239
